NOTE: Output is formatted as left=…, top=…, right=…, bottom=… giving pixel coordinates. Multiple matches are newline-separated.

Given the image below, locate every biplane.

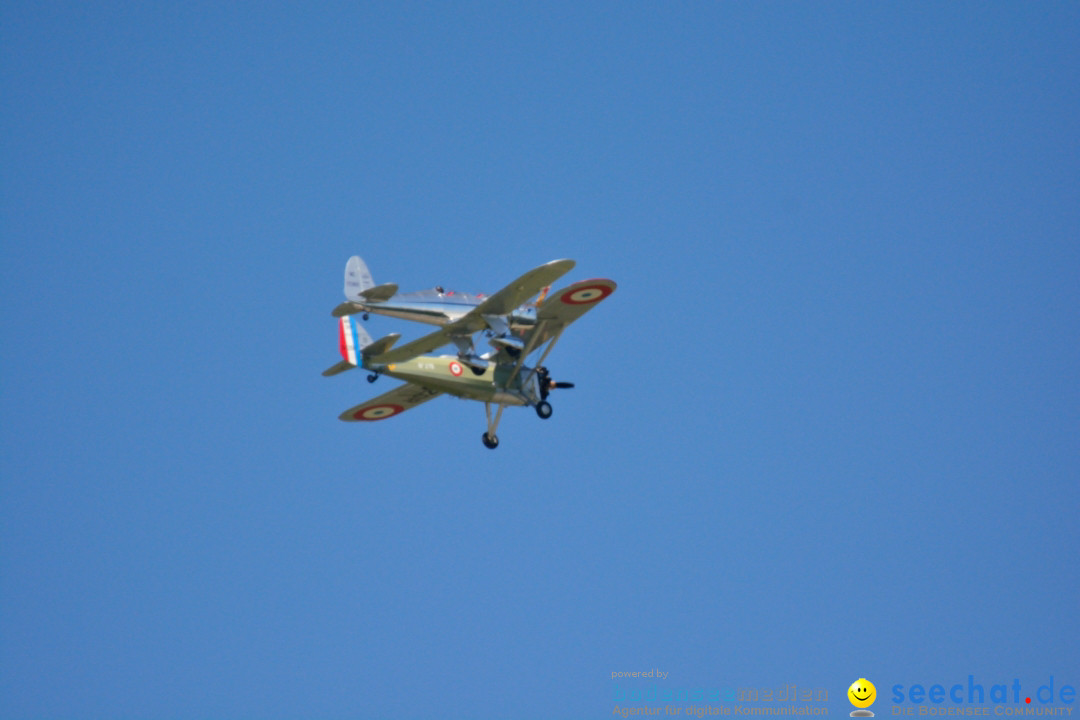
left=323, top=258, right=615, bottom=448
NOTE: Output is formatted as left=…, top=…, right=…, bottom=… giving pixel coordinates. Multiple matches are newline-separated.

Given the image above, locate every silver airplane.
left=329, top=256, right=577, bottom=370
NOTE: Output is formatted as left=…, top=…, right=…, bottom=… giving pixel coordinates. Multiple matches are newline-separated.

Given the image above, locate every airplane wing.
left=469, top=258, right=575, bottom=316
left=523, top=278, right=617, bottom=347
left=338, top=382, right=443, bottom=422
left=367, top=259, right=577, bottom=364
left=365, top=327, right=455, bottom=365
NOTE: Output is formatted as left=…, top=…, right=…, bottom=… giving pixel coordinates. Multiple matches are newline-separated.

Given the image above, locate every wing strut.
left=522, top=329, right=565, bottom=387
left=505, top=320, right=549, bottom=387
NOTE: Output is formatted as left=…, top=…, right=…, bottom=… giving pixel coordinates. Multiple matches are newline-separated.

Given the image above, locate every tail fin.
left=322, top=316, right=401, bottom=377
left=344, top=256, right=374, bottom=300
left=342, top=255, right=398, bottom=306
left=338, top=314, right=373, bottom=366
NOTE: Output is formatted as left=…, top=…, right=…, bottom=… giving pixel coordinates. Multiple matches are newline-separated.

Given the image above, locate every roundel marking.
left=354, top=404, right=405, bottom=421
left=448, top=361, right=463, bottom=377
left=560, top=283, right=613, bottom=305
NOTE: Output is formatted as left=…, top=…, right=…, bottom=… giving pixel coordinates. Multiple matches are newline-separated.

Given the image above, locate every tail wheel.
left=482, top=432, right=499, bottom=449
left=535, top=401, right=553, bottom=419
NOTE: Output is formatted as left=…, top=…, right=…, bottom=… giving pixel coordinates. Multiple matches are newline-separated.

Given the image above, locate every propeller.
left=536, top=366, right=575, bottom=401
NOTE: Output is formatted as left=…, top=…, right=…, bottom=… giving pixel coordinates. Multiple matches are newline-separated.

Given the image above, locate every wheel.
left=482, top=432, right=499, bottom=449
left=535, top=401, right=553, bottom=419
left=367, top=373, right=378, bottom=383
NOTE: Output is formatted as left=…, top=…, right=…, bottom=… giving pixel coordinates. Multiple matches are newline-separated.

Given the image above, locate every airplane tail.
left=344, top=256, right=375, bottom=298
left=322, top=315, right=401, bottom=376
left=338, top=313, right=373, bottom=367
left=339, top=255, right=398, bottom=311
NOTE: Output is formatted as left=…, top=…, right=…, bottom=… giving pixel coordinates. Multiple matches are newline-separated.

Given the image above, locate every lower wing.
left=338, top=382, right=443, bottom=422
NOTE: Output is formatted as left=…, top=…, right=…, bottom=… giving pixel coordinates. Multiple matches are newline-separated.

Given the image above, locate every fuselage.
left=354, top=289, right=539, bottom=329
left=366, top=353, right=539, bottom=406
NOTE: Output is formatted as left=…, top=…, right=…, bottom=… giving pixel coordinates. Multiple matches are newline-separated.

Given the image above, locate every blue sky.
left=2, top=3, right=1077, bottom=719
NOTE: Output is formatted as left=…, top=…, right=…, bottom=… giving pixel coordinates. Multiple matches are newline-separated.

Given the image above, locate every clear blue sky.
left=2, top=3, right=1077, bottom=719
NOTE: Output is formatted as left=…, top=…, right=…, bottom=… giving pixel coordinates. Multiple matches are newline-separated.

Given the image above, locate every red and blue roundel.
left=448, top=361, right=463, bottom=376
left=560, top=283, right=614, bottom=305
left=353, top=404, right=404, bottom=421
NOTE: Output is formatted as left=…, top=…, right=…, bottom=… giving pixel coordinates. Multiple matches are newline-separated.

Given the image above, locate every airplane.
left=323, top=265, right=616, bottom=448
left=329, top=256, right=576, bottom=368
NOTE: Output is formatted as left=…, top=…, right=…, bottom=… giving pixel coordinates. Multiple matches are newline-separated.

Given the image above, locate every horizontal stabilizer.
left=362, top=332, right=400, bottom=358
left=322, top=360, right=355, bottom=377
left=360, top=283, right=398, bottom=302
left=332, top=301, right=363, bottom=317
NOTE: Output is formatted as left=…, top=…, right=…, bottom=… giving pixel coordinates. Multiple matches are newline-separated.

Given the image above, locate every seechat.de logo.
left=850, top=678, right=877, bottom=717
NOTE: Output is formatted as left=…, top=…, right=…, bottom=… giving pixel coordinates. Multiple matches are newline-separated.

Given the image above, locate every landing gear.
left=483, top=402, right=506, bottom=450
left=367, top=373, right=379, bottom=383
left=535, top=401, right=553, bottom=419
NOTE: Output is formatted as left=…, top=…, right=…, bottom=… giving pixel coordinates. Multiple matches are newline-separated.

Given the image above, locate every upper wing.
left=338, top=382, right=443, bottom=422
left=523, top=278, right=617, bottom=347
left=470, top=258, right=575, bottom=316
left=368, top=259, right=577, bottom=364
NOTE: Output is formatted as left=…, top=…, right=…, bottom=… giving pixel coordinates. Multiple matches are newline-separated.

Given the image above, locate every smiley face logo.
left=848, top=679, right=876, bottom=709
